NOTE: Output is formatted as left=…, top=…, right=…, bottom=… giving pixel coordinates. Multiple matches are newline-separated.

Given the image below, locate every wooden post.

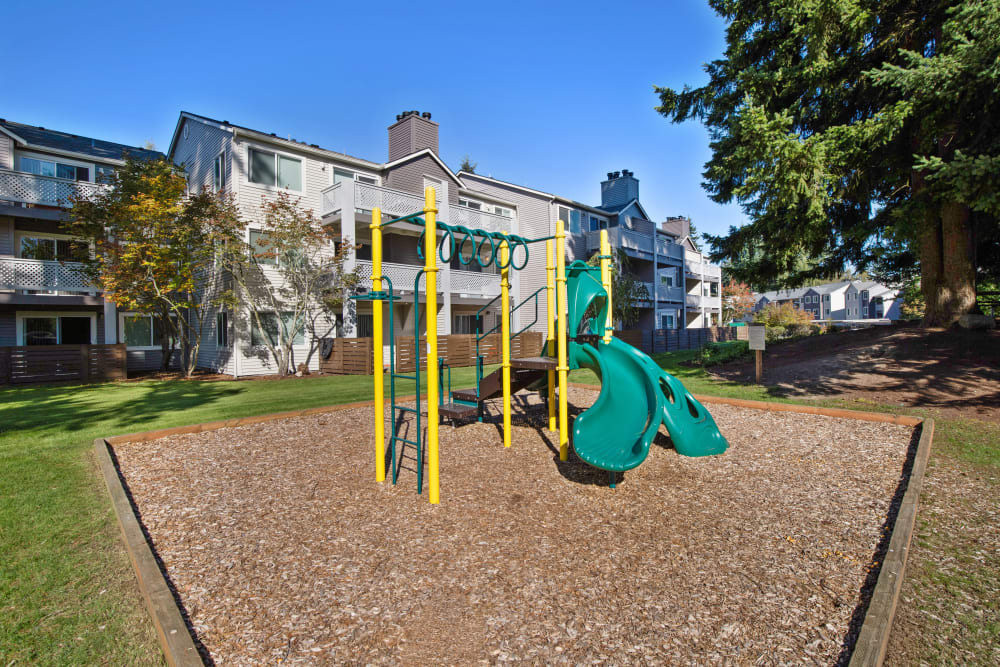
left=755, top=349, right=762, bottom=384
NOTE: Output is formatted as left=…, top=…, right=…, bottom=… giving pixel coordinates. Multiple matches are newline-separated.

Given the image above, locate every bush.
left=765, top=325, right=787, bottom=343
left=695, top=340, right=750, bottom=366
left=753, top=301, right=814, bottom=328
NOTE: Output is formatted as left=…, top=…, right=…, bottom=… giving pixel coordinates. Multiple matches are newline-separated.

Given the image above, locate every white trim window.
left=16, top=312, right=96, bottom=345
left=16, top=232, right=90, bottom=262
left=659, top=269, right=675, bottom=288
left=216, top=311, right=230, bottom=348
left=213, top=152, right=227, bottom=192
left=120, top=312, right=178, bottom=350
left=589, top=215, right=608, bottom=232
left=458, top=197, right=482, bottom=211
left=250, top=312, right=305, bottom=347
left=248, top=147, right=302, bottom=191
left=20, top=156, right=90, bottom=181
left=453, top=314, right=481, bottom=334
left=558, top=206, right=582, bottom=234
left=333, top=167, right=377, bottom=186
left=249, top=230, right=276, bottom=265
left=660, top=313, right=676, bottom=329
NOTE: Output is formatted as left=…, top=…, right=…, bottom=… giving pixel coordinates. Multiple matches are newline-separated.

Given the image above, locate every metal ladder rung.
left=394, top=406, right=420, bottom=415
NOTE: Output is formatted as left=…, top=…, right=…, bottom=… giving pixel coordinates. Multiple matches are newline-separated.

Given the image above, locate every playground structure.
left=358, top=187, right=728, bottom=504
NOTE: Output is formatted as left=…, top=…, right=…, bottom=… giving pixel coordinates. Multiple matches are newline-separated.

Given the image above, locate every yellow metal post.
left=423, top=187, right=441, bottom=504
left=500, top=234, right=512, bottom=448
left=372, top=208, right=385, bottom=482
left=545, top=239, right=556, bottom=431
left=555, top=219, right=569, bottom=462
left=600, top=229, right=613, bottom=344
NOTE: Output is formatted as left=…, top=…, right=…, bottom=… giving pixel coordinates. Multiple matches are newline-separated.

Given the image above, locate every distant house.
left=755, top=279, right=902, bottom=322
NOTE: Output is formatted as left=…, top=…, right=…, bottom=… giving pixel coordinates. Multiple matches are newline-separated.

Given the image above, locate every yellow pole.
left=545, top=239, right=556, bottom=431
left=500, top=233, right=512, bottom=448
left=423, top=187, right=441, bottom=504
left=600, top=229, right=613, bottom=344
left=372, top=208, right=385, bottom=482
left=555, top=219, right=569, bottom=462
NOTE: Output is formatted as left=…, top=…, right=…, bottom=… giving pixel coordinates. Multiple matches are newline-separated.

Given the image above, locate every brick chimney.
left=388, top=110, right=439, bottom=161
left=660, top=216, right=691, bottom=238
left=600, top=169, right=639, bottom=208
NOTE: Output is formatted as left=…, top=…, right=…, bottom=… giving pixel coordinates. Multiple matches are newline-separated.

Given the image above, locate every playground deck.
left=112, top=388, right=915, bottom=665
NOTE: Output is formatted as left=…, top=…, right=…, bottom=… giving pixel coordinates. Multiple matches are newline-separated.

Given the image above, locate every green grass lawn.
left=1, top=349, right=995, bottom=664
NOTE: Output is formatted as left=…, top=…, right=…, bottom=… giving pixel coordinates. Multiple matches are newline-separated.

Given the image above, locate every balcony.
left=684, top=256, right=722, bottom=280
left=451, top=269, right=500, bottom=298
left=355, top=260, right=426, bottom=293
left=321, top=181, right=512, bottom=234
left=0, top=169, right=107, bottom=208
left=656, top=238, right=684, bottom=261
left=686, top=293, right=722, bottom=309
left=655, top=284, right=685, bottom=302
left=586, top=227, right=653, bottom=256
left=0, top=257, right=95, bottom=293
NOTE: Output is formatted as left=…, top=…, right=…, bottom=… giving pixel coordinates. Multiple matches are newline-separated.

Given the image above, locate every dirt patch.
left=712, top=327, right=1000, bottom=422
left=113, top=389, right=915, bottom=664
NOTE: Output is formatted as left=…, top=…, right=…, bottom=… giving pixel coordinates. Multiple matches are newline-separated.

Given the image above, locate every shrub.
left=695, top=340, right=750, bottom=366
left=765, top=325, right=787, bottom=343
left=753, top=301, right=814, bottom=328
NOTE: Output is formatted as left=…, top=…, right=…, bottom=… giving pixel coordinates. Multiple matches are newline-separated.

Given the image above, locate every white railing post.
left=342, top=182, right=357, bottom=338
left=438, top=183, right=452, bottom=336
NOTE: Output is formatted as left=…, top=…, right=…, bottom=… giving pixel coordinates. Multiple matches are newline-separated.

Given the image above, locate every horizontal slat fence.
left=397, top=331, right=544, bottom=373
left=0, top=344, right=126, bottom=385
left=319, top=338, right=374, bottom=375
left=617, top=327, right=738, bottom=354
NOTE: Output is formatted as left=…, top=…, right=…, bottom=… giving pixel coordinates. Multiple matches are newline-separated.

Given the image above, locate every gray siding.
left=384, top=155, right=459, bottom=204
left=172, top=118, right=233, bottom=197
left=233, top=137, right=332, bottom=226
left=0, top=135, right=11, bottom=170
left=460, top=175, right=553, bottom=334
left=0, top=216, right=13, bottom=256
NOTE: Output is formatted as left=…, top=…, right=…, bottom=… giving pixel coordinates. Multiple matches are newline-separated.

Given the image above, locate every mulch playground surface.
left=113, top=388, right=915, bottom=665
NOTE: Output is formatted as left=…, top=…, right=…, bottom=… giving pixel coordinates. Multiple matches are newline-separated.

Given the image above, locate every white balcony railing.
left=448, top=205, right=511, bottom=234
left=657, top=239, right=684, bottom=260
left=451, top=269, right=500, bottom=298
left=355, top=260, right=426, bottom=292
left=0, top=257, right=95, bottom=292
left=684, top=258, right=722, bottom=280
left=655, top=284, right=685, bottom=302
left=0, top=169, right=107, bottom=207
left=322, top=181, right=440, bottom=220
left=685, top=293, right=722, bottom=309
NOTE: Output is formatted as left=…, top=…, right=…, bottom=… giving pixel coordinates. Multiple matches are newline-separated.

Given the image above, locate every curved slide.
left=570, top=337, right=728, bottom=473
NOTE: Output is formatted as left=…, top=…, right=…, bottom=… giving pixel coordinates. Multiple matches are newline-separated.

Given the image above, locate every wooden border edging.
left=848, top=418, right=934, bottom=666
left=94, top=438, right=204, bottom=667
left=101, top=388, right=932, bottom=666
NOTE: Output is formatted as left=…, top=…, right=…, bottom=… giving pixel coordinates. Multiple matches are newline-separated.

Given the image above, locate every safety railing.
left=0, top=257, right=96, bottom=293
left=0, top=169, right=107, bottom=207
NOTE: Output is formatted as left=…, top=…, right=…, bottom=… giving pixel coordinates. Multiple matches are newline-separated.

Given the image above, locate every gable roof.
left=169, top=111, right=380, bottom=169
left=598, top=197, right=652, bottom=221
left=0, top=118, right=163, bottom=163
left=384, top=148, right=463, bottom=188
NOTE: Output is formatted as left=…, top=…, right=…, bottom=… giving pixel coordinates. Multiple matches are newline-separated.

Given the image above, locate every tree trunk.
left=921, top=202, right=976, bottom=327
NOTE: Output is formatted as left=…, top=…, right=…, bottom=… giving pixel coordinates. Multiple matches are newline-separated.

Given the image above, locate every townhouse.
left=754, top=279, right=902, bottom=321
left=0, top=119, right=166, bottom=368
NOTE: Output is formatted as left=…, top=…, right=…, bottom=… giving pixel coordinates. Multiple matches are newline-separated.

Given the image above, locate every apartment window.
left=249, top=147, right=301, bottom=190
left=251, top=312, right=304, bottom=346
left=660, top=271, right=675, bottom=288
left=216, top=311, right=229, bottom=348
left=122, top=313, right=177, bottom=349
left=19, top=236, right=89, bottom=262
left=710, top=283, right=719, bottom=297
left=21, top=157, right=89, bottom=181
left=357, top=314, right=374, bottom=338
left=589, top=216, right=608, bottom=232
left=557, top=207, right=582, bottom=234
left=493, top=205, right=512, bottom=217
left=333, top=168, right=377, bottom=186
left=453, top=314, right=481, bottom=335
left=861, top=290, right=869, bottom=302
left=660, top=313, right=675, bottom=329
left=20, top=315, right=93, bottom=345
left=458, top=198, right=483, bottom=210
left=249, top=230, right=276, bottom=265
left=95, top=165, right=116, bottom=184
left=213, top=153, right=226, bottom=192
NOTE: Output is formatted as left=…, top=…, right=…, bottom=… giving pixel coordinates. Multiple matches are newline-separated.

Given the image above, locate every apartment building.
left=0, top=119, right=166, bottom=368
left=460, top=169, right=723, bottom=332
left=754, top=279, right=902, bottom=321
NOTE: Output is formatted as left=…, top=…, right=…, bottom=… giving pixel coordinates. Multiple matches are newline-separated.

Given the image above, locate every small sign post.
left=748, top=325, right=766, bottom=384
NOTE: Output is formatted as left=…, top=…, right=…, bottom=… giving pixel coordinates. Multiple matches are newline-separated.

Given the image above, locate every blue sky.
left=4, top=0, right=744, bottom=240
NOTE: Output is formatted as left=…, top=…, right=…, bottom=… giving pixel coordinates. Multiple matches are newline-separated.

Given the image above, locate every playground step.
left=438, top=402, right=477, bottom=420
left=451, top=388, right=478, bottom=403
left=511, top=356, right=557, bottom=370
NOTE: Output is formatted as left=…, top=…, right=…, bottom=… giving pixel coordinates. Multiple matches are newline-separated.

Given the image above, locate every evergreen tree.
left=656, top=0, right=1000, bottom=326
left=459, top=155, right=477, bottom=174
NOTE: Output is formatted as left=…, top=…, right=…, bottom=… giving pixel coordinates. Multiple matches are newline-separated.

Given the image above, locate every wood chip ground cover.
left=113, top=388, right=915, bottom=665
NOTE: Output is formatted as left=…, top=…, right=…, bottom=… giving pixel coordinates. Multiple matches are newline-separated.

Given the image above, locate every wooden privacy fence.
left=616, top=327, right=738, bottom=354
left=319, top=338, right=374, bottom=375
left=0, top=344, right=126, bottom=385
left=396, top=331, right=545, bottom=372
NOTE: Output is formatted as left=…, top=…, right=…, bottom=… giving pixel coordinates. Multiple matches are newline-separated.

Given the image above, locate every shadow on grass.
left=0, top=380, right=244, bottom=438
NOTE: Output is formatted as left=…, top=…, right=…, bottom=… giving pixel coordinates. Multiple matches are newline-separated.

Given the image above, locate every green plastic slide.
left=562, top=260, right=728, bottom=473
